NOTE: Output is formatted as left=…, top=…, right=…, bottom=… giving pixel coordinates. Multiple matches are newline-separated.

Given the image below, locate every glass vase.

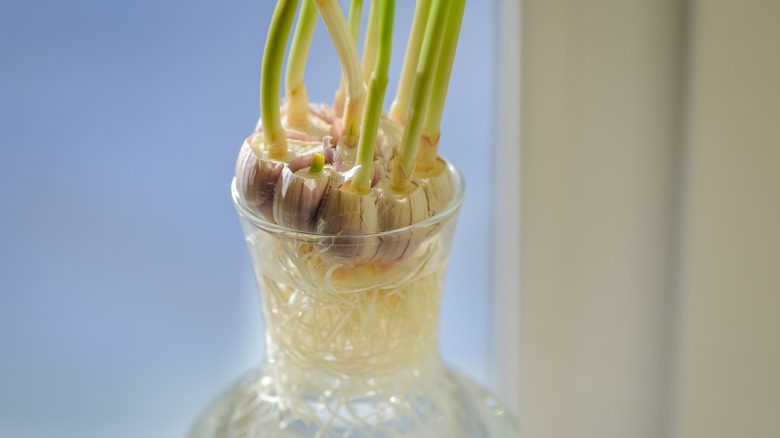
left=190, top=163, right=520, bottom=437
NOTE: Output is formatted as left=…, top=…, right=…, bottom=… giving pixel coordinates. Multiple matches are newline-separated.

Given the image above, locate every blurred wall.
left=518, top=0, right=682, bottom=437
left=507, top=0, right=780, bottom=437
left=674, top=1, right=780, bottom=437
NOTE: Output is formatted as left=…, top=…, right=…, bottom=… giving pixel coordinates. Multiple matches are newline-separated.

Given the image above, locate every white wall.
left=674, top=1, right=780, bottom=437
left=516, top=1, right=682, bottom=437
left=496, top=0, right=780, bottom=437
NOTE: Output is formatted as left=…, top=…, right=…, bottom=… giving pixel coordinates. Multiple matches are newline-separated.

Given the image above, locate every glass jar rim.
left=232, top=160, right=466, bottom=238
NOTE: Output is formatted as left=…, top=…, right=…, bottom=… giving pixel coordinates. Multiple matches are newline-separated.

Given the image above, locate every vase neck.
left=264, top=348, right=446, bottom=398
left=257, top=258, right=448, bottom=387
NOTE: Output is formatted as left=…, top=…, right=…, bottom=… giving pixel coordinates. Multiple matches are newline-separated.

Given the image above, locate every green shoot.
left=348, top=0, right=364, bottom=40
left=285, top=0, right=318, bottom=130
left=389, top=0, right=431, bottom=124
left=310, top=152, right=325, bottom=173
left=418, top=0, right=466, bottom=170
left=353, top=0, right=394, bottom=194
left=334, top=0, right=364, bottom=113
left=314, top=0, right=365, bottom=147
left=261, top=0, right=299, bottom=157
left=391, top=0, right=449, bottom=190
left=361, top=0, right=380, bottom=86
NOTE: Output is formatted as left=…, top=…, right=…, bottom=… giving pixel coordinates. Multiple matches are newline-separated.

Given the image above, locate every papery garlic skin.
left=273, top=166, right=333, bottom=232
left=235, top=132, right=321, bottom=223
left=416, top=156, right=454, bottom=217
left=315, top=178, right=380, bottom=262
left=374, top=179, right=430, bottom=262
left=235, top=141, right=285, bottom=222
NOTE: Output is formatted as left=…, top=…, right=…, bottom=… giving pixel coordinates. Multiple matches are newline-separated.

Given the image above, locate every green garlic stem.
left=285, top=0, right=318, bottom=130
left=353, top=0, right=394, bottom=194
left=335, top=0, right=364, bottom=112
left=361, top=0, right=380, bottom=86
left=391, top=0, right=449, bottom=189
left=348, top=0, right=364, bottom=46
left=419, top=0, right=466, bottom=167
left=261, top=0, right=299, bottom=157
left=315, top=0, right=365, bottom=147
left=389, top=0, right=432, bottom=125
left=310, top=152, right=325, bottom=173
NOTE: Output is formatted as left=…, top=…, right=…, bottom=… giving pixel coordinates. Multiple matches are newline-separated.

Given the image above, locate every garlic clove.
left=235, top=140, right=285, bottom=222
left=415, top=156, right=454, bottom=217
left=235, top=128, right=322, bottom=222
left=374, top=179, right=430, bottom=262
left=315, top=180, right=379, bottom=262
left=273, top=159, right=332, bottom=232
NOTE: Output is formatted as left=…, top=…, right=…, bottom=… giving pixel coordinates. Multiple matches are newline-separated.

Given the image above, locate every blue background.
left=0, top=1, right=495, bottom=436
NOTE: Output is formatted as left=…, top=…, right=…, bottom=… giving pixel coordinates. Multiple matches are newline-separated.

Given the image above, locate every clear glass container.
left=190, top=164, right=521, bottom=437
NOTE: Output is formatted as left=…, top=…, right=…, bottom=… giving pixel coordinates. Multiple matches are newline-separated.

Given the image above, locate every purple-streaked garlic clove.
left=273, top=154, right=332, bottom=232
left=373, top=179, right=430, bottom=262
left=415, top=156, right=454, bottom=217
left=235, top=140, right=285, bottom=222
left=315, top=179, right=379, bottom=263
left=235, top=124, right=324, bottom=222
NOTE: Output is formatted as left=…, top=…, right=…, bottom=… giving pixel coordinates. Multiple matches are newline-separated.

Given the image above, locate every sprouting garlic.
left=235, top=139, right=285, bottom=222
left=235, top=132, right=320, bottom=222
left=315, top=177, right=379, bottom=262
left=373, top=179, right=430, bottom=262
left=415, top=156, right=454, bottom=217
left=273, top=153, right=332, bottom=232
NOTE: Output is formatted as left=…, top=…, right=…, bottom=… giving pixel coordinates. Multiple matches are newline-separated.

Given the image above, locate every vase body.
left=191, top=165, right=520, bottom=437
